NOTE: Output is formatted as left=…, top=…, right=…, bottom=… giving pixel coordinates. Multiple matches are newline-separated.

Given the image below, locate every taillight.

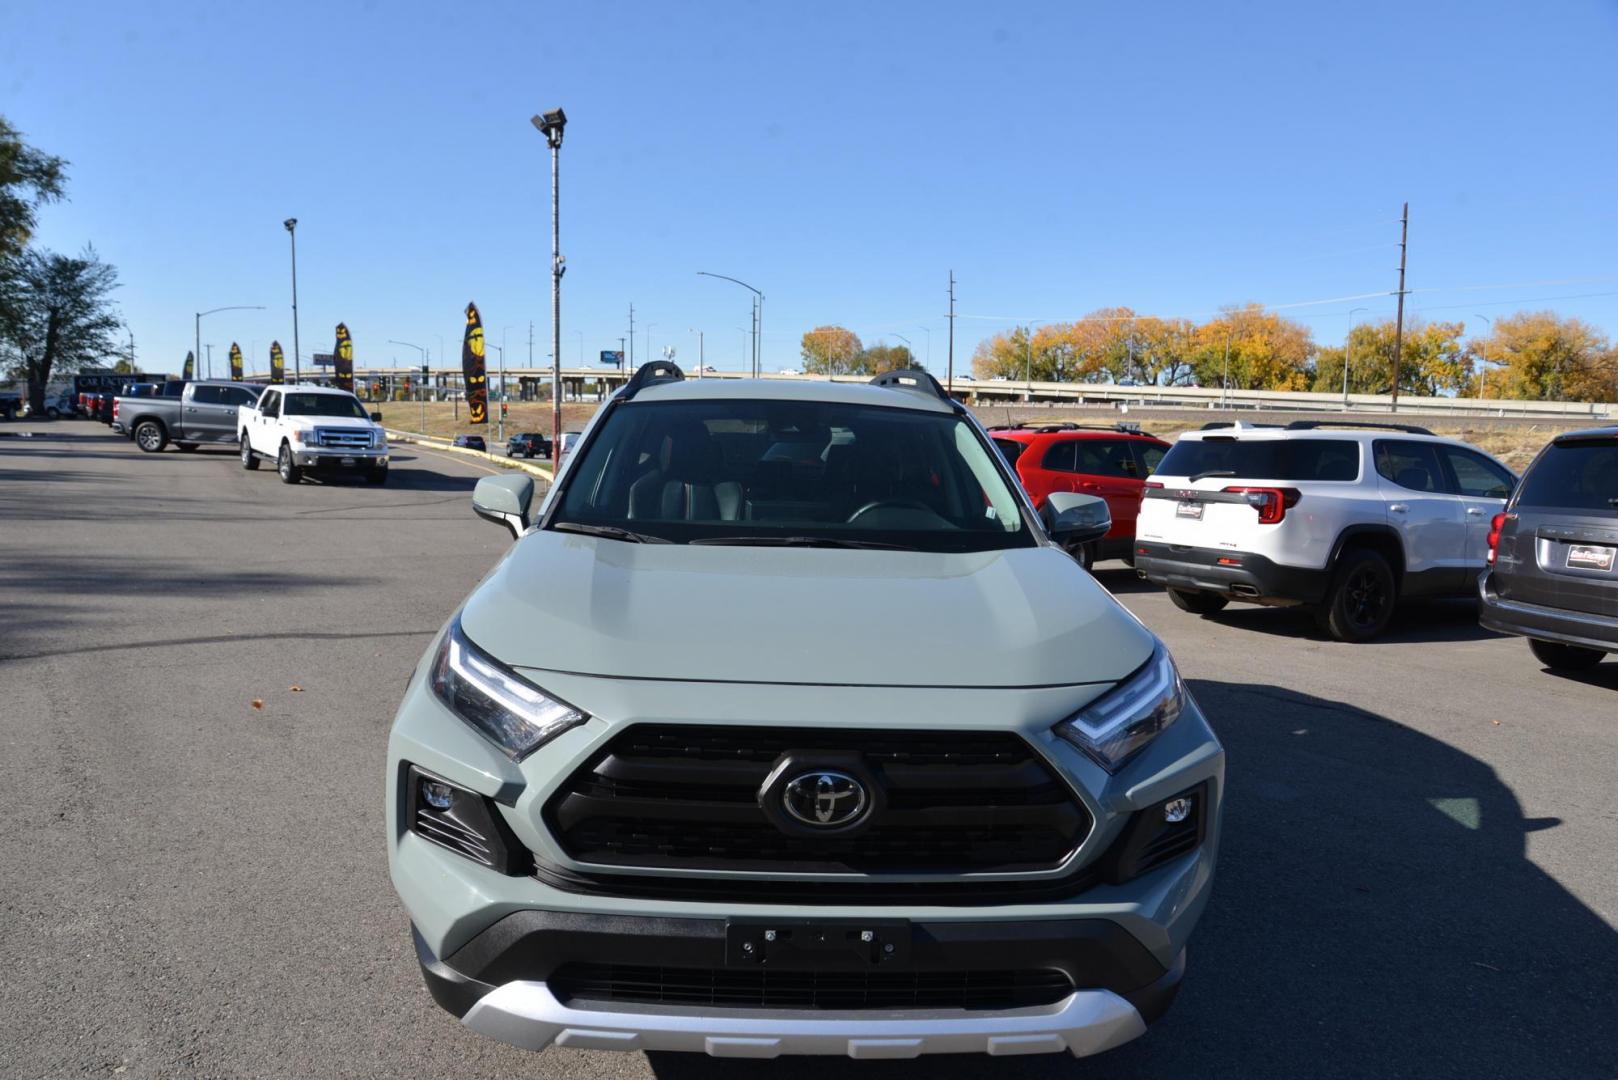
left=1142, top=480, right=1163, bottom=507
left=1486, top=512, right=1511, bottom=563
left=1222, top=486, right=1300, bottom=524
left=112, top=399, right=119, bottom=419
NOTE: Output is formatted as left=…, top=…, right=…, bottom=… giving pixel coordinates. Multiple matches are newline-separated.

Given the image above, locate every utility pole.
left=1390, top=202, right=1409, bottom=412
left=531, top=108, right=567, bottom=466
left=204, top=343, right=213, bottom=379
left=946, top=270, right=956, bottom=395
left=284, top=219, right=301, bottom=383
left=1023, top=327, right=1032, bottom=401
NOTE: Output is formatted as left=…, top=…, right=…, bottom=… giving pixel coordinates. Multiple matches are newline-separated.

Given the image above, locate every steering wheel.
left=845, top=499, right=933, bottom=524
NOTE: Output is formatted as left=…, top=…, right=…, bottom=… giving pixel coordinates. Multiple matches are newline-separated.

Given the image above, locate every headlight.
left=373, top=429, right=387, bottom=448
left=429, top=618, right=587, bottom=759
left=291, top=428, right=314, bottom=445
left=1055, top=645, right=1184, bottom=772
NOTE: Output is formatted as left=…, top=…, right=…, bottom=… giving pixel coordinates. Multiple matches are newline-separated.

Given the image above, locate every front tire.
left=1168, top=588, right=1229, bottom=615
left=277, top=442, right=302, bottom=484
left=1529, top=639, right=1604, bottom=672
left=1319, top=549, right=1397, bottom=642
left=241, top=434, right=259, bottom=470
left=1064, top=540, right=1096, bottom=572
left=134, top=421, right=167, bottom=453
left=45, top=407, right=60, bottom=420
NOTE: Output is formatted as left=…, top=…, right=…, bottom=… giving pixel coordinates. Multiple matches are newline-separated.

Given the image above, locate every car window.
left=223, top=387, right=258, bottom=407
left=991, top=437, right=1026, bottom=466
left=1441, top=447, right=1514, bottom=499
left=1074, top=438, right=1141, bottom=479
left=1157, top=437, right=1359, bottom=481
left=1513, top=438, right=1618, bottom=513
left=552, top=398, right=1031, bottom=552
left=1374, top=440, right=1446, bottom=493
left=282, top=393, right=369, bottom=419
left=1040, top=441, right=1076, bottom=472
left=260, top=391, right=280, bottom=418
left=190, top=385, right=224, bottom=405
left=1135, top=442, right=1167, bottom=476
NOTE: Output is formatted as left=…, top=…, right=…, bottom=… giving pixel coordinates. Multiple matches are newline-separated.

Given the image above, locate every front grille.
left=312, top=426, right=373, bottom=449
left=414, top=804, right=497, bottom=867
left=549, top=963, right=1075, bottom=1011
left=544, top=725, right=1090, bottom=875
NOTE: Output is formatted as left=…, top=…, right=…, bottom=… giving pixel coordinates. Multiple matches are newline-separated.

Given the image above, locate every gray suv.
left=386, top=365, right=1224, bottom=1061
left=1479, top=426, right=1618, bottom=671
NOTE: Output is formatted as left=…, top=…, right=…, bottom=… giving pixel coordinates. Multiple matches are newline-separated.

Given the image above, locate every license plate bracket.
left=340, top=456, right=357, bottom=467
left=1566, top=543, right=1616, bottom=572
left=1176, top=500, right=1204, bottom=520
left=725, top=919, right=912, bottom=968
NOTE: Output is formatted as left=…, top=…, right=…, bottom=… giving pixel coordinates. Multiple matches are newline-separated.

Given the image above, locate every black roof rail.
left=619, top=360, right=685, bottom=401
left=870, top=368, right=953, bottom=404
left=1285, top=419, right=1435, bottom=436
left=987, top=420, right=1157, bottom=437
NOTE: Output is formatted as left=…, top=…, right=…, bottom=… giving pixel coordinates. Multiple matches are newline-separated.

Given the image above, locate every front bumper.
left=292, top=448, right=388, bottom=469
left=1478, top=571, right=1618, bottom=653
left=1135, top=541, right=1327, bottom=604
left=416, top=915, right=1177, bottom=1058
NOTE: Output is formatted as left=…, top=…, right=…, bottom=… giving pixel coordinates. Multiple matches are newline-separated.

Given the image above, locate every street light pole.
left=196, top=306, right=264, bottom=383
left=532, top=108, right=567, bottom=464
left=689, top=329, right=704, bottom=376
left=697, top=272, right=763, bottom=378
left=1473, top=314, right=1492, bottom=403
left=283, top=219, right=301, bottom=383
left=1344, top=307, right=1368, bottom=407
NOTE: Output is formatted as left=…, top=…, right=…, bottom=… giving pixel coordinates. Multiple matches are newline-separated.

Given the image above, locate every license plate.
left=1567, top=544, right=1616, bottom=572
left=340, top=456, right=357, bottom=467
left=725, top=919, right=911, bottom=968
left=1176, top=501, right=1204, bottom=520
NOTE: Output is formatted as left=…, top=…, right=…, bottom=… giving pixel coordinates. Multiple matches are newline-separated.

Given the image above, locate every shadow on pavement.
left=646, top=679, right=1617, bottom=1079
left=1197, top=596, right=1504, bottom=645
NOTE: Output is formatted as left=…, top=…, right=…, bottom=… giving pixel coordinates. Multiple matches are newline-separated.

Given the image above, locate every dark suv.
left=1479, top=426, right=1618, bottom=672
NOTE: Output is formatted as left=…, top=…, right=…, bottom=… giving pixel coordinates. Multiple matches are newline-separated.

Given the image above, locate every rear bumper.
left=1478, top=571, right=1618, bottom=653
left=1134, top=542, right=1328, bottom=604
left=415, top=913, right=1180, bottom=1058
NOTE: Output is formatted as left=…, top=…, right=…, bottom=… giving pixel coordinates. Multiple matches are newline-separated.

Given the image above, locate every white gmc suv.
left=239, top=384, right=390, bottom=485
left=1134, top=421, right=1516, bottom=641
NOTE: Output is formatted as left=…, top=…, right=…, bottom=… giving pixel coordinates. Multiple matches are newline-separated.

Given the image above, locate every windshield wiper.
left=550, top=521, right=673, bottom=544
left=1188, top=469, right=1237, bottom=483
left=689, top=535, right=910, bottom=550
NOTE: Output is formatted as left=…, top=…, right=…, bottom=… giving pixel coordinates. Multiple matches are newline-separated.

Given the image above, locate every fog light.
left=420, top=778, right=455, bottom=810
left=1163, top=796, right=1193, bottom=823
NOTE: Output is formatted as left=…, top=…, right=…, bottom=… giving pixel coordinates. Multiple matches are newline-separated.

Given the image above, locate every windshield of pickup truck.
left=550, top=399, right=1030, bottom=551
left=282, top=393, right=370, bottom=419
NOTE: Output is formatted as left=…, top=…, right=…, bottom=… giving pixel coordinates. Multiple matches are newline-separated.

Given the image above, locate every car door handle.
left=1390, top=503, right=1408, bottom=513
left=1466, top=507, right=1484, bottom=516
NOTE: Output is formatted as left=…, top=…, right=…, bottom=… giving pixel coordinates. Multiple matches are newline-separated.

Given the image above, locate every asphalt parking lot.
left=2, top=420, right=1615, bottom=1079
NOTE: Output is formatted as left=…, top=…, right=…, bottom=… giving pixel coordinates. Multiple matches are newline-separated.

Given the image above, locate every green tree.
left=800, top=325, right=863, bottom=375
left=858, top=342, right=915, bottom=375
left=1, top=116, right=68, bottom=266
left=0, top=247, right=122, bottom=413
left=1313, top=320, right=1472, bottom=397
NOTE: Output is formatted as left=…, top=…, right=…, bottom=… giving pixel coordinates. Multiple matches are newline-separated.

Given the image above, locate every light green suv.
left=386, top=365, right=1224, bottom=1061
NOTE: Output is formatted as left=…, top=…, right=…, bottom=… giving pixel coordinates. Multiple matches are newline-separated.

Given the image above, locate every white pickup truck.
left=238, top=384, right=390, bottom=485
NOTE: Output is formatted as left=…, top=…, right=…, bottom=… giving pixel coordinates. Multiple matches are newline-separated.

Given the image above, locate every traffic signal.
left=501, top=402, right=508, bottom=416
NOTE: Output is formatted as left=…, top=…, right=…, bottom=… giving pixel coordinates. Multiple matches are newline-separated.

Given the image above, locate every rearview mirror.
left=472, top=474, right=535, bottom=540
left=1042, top=492, right=1111, bottom=548
left=370, top=411, right=383, bottom=422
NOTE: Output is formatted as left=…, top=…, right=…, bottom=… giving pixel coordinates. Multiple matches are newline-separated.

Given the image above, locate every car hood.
left=459, top=531, right=1154, bottom=689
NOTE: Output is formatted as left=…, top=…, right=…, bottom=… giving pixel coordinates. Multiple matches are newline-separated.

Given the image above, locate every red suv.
left=989, top=422, right=1169, bottom=569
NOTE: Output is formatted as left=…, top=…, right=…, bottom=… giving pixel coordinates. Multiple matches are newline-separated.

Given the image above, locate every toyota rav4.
left=386, top=365, right=1224, bottom=1061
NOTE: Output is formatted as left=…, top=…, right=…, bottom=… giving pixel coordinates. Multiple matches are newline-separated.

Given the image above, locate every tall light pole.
left=1344, top=307, right=1368, bottom=407
left=689, top=329, right=705, bottom=376
left=918, top=327, right=931, bottom=370
left=698, top=272, right=763, bottom=377
left=1473, top=314, right=1492, bottom=403
left=196, top=306, right=264, bottom=382
left=283, top=219, right=301, bottom=383
left=531, top=108, right=567, bottom=464
left=388, top=339, right=427, bottom=433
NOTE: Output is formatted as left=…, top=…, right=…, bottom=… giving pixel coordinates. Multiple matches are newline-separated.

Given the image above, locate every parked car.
left=988, top=422, right=1171, bottom=569
left=0, top=389, right=21, bottom=420
left=387, top=363, right=1222, bottom=1061
left=1135, top=421, right=1516, bottom=642
left=452, top=434, right=487, bottom=452
left=239, top=384, right=389, bottom=484
left=117, top=381, right=260, bottom=451
left=557, top=430, right=583, bottom=456
left=505, top=432, right=551, bottom=459
left=1479, top=425, right=1617, bottom=671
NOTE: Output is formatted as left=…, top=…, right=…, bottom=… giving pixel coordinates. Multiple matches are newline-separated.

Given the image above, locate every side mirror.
left=472, top=474, right=535, bottom=540
left=369, top=411, right=383, bottom=422
left=1042, top=492, right=1111, bottom=547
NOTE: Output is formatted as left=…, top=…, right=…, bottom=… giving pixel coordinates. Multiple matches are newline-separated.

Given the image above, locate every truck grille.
left=549, top=963, right=1075, bottom=1011
left=544, top=725, right=1090, bottom=875
left=312, top=427, right=373, bottom=449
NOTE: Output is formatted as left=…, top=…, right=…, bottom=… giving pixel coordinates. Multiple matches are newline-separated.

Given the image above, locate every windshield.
left=550, top=399, right=1030, bottom=551
left=1156, top=437, right=1361, bottom=482
left=282, top=393, right=369, bottom=419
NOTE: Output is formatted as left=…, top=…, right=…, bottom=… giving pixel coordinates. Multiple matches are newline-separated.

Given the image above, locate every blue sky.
left=7, top=0, right=1618, bottom=378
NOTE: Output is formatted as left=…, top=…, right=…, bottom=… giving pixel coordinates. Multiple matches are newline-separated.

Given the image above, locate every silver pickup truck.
left=116, top=381, right=262, bottom=452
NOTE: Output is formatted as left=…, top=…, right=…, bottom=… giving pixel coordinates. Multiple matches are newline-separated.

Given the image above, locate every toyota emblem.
left=782, top=771, right=869, bottom=828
